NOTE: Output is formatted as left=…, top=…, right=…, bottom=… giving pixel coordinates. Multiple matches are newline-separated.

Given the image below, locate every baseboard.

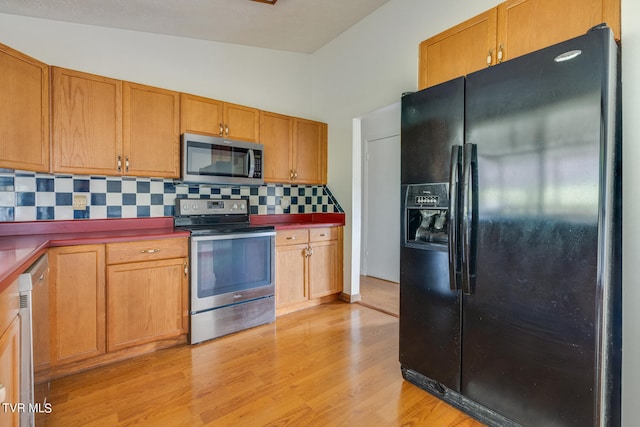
left=339, top=292, right=361, bottom=303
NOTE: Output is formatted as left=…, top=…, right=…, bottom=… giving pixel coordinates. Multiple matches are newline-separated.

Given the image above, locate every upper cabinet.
left=52, top=67, right=123, bottom=175
left=52, top=67, right=180, bottom=178
left=261, top=112, right=327, bottom=185
left=123, top=82, right=180, bottom=178
left=0, top=43, right=49, bottom=172
left=293, top=118, right=327, bottom=185
left=180, top=93, right=260, bottom=142
left=419, top=9, right=497, bottom=91
left=418, top=0, right=621, bottom=89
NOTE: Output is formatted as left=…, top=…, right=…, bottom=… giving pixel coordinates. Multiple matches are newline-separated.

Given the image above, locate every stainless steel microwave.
left=181, top=133, right=264, bottom=185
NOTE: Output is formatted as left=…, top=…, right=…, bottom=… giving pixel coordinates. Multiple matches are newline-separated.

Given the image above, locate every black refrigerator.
left=399, top=26, right=621, bottom=427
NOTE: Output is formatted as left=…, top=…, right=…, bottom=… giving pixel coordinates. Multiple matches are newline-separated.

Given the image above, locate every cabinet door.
left=52, top=67, right=122, bottom=175
left=275, top=243, right=308, bottom=308
left=293, top=118, right=327, bottom=184
left=0, top=43, right=49, bottom=172
left=497, top=0, right=620, bottom=63
left=223, top=102, right=260, bottom=142
left=49, top=245, right=106, bottom=365
left=123, top=82, right=180, bottom=178
left=260, top=111, right=294, bottom=183
left=107, top=258, right=187, bottom=352
left=309, top=240, right=339, bottom=299
left=418, top=9, right=497, bottom=90
left=0, top=317, right=20, bottom=427
left=180, top=93, right=224, bottom=136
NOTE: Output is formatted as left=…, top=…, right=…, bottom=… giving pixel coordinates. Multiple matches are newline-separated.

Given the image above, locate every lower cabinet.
left=49, top=245, right=106, bottom=365
left=0, top=279, right=20, bottom=427
left=45, top=237, right=188, bottom=379
left=275, top=226, right=343, bottom=315
left=106, top=258, right=188, bottom=352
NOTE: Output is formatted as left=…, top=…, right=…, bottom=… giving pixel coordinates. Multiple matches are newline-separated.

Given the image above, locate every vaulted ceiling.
left=0, top=0, right=391, bottom=53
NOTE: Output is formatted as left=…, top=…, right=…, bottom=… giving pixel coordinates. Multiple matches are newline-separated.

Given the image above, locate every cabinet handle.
left=219, top=123, right=224, bottom=137
left=225, top=124, right=229, bottom=136
left=486, top=49, right=494, bottom=67
left=117, top=155, right=122, bottom=172
left=125, top=156, right=130, bottom=173
left=319, top=233, right=327, bottom=237
left=308, top=247, right=314, bottom=257
left=286, top=236, right=297, bottom=240
left=140, top=249, right=160, bottom=254
left=0, top=383, right=5, bottom=403
left=304, top=247, right=311, bottom=257
left=184, top=262, right=189, bottom=278
left=293, top=170, right=298, bottom=180
left=497, top=43, right=504, bottom=63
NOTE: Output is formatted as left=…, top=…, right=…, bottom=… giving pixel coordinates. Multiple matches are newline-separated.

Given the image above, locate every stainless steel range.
left=174, top=198, right=276, bottom=344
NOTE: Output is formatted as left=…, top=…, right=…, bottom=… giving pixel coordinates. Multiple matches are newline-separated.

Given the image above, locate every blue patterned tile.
left=16, top=192, right=36, bottom=206
left=122, top=194, right=136, bottom=205
left=36, top=178, right=54, bottom=192
left=91, top=193, right=107, bottom=206
left=137, top=181, right=150, bottom=193
left=107, top=180, right=122, bottom=193
left=36, top=207, right=55, bottom=220
left=137, top=206, right=150, bottom=217
left=73, top=179, right=90, bottom=192
left=107, top=206, right=122, bottom=218
left=163, top=182, right=176, bottom=193
left=163, top=206, right=174, bottom=216
left=0, top=207, right=14, bottom=221
left=56, top=193, right=72, bottom=206
left=151, top=194, right=163, bottom=205
left=74, top=208, right=90, bottom=219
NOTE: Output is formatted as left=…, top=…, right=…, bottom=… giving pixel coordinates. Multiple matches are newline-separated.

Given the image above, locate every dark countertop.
left=249, top=213, right=346, bottom=230
left=0, top=213, right=346, bottom=293
left=0, top=217, right=188, bottom=293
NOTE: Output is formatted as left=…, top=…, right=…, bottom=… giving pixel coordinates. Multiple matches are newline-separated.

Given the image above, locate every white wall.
left=311, top=0, right=500, bottom=295
left=0, top=13, right=313, bottom=118
left=621, top=0, right=640, bottom=424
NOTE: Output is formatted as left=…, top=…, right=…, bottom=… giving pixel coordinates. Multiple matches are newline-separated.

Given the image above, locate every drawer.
left=276, top=229, right=309, bottom=246
left=310, top=227, right=338, bottom=242
left=107, top=238, right=188, bottom=265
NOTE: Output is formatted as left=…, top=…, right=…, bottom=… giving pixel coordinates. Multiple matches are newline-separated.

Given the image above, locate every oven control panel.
left=175, top=198, right=248, bottom=216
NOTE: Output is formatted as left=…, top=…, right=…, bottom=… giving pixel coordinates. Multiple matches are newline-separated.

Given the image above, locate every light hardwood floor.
left=358, top=275, right=399, bottom=317
left=39, top=302, right=483, bottom=426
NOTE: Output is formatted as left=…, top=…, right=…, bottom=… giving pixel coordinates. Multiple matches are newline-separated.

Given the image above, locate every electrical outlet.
left=73, top=194, right=87, bottom=210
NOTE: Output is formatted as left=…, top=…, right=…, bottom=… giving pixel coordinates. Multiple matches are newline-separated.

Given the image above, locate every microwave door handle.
left=248, top=149, right=256, bottom=178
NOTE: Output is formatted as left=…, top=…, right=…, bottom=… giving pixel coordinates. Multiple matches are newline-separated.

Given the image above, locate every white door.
left=363, top=134, right=400, bottom=282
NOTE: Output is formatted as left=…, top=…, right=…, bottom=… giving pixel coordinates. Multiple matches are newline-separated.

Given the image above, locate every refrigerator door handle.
left=461, top=143, right=478, bottom=295
left=448, top=145, right=462, bottom=291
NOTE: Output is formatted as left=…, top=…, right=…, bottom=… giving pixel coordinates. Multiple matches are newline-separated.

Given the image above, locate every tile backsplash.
left=0, top=170, right=343, bottom=222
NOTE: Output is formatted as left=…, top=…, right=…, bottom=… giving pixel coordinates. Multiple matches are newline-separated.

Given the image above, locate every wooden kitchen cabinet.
left=0, top=279, right=20, bottom=427
left=418, top=0, right=621, bottom=89
left=49, top=245, right=106, bottom=365
left=261, top=112, right=328, bottom=185
left=123, top=82, right=180, bottom=178
left=180, top=93, right=260, bottom=142
left=275, top=227, right=342, bottom=315
left=52, top=67, right=123, bottom=175
left=260, top=111, right=294, bottom=183
left=0, top=42, right=49, bottom=173
left=419, top=9, right=497, bottom=90
left=496, top=0, right=620, bottom=63
left=105, top=238, right=188, bottom=352
left=45, top=237, right=188, bottom=380
left=53, top=67, right=180, bottom=178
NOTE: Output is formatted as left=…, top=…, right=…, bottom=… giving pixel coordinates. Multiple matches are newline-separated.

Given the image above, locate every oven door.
left=190, top=231, right=275, bottom=313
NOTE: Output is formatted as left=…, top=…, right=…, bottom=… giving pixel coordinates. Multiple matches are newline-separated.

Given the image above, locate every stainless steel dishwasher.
left=19, top=253, right=49, bottom=427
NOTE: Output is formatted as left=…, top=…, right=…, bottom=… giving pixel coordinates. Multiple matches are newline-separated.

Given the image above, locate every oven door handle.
left=190, top=231, right=276, bottom=241
left=248, top=149, right=256, bottom=178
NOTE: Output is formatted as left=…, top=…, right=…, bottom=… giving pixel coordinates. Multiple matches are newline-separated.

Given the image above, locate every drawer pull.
left=0, top=383, right=5, bottom=403
left=319, top=233, right=327, bottom=237
left=286, top=236, right=297, bottom=240
left=140, top=249, right=161, bottom=254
